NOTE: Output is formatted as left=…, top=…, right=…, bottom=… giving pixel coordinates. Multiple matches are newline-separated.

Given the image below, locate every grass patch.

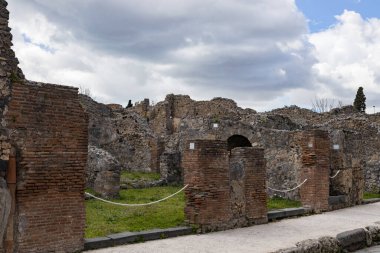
left=85, top=186, right=184, bottom=238
left=121, top=171, right=161, bottom=181
left=364, top=192, right=380, bottom=199
left=267, top=196, right=302, bottom=210
left=86, top=187, right=303, bottom=238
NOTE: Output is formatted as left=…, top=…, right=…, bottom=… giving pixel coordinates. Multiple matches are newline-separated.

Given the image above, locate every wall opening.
left=227, top=135, right=252, bottom=151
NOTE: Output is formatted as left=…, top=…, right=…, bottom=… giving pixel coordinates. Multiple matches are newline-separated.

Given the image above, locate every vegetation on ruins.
left=79, top=85, right=92, bottom=97
left=311, top=98, right=343, bottom=113
left=126, top=99, right=133, bottom=108
left=353, top=86, right=366, bottom=113
left=364, top=192, right=380, bottom=199
left=267, top=196, right=302, bottom=210
left=120, top=171, right=161, bottom=181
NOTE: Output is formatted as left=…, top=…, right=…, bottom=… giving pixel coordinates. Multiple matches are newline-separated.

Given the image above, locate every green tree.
left=353, top=86, right=366, bottom=113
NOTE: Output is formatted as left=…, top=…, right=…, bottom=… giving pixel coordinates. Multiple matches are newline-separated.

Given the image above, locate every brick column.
left=299, top=130, right=330, bottom=212
left=183, top=140, right=231, bottom=232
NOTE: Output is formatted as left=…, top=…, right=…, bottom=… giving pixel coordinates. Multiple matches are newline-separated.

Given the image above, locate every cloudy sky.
left=8, top=0, right=380, bottom=112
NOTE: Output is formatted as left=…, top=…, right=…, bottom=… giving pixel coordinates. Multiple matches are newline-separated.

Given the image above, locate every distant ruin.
left=84, top=93, right=379, bottom=201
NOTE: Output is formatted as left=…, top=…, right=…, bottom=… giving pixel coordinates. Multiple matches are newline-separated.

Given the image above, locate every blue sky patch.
left=296, top=0, right=380, bottom=32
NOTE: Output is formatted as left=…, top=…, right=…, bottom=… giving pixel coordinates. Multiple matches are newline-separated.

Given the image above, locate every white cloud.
left=8, top=0, right=318, bottom=110
left=309, top=10, right=380, bottom=111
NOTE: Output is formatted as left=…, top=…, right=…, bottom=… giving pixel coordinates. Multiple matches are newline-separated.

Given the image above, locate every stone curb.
left=268, top=207, right=310, bottom=221
left=84, top=208, right=311, bottom=251
left=273, top=225, right=380, bottom=253
left=84, top=226, right=193, bottom=251
left=362, top=198, right=380, bottom=205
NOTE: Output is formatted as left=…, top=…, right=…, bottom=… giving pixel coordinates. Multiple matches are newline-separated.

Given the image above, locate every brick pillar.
left=230, top=147, right=267, bottom=225
left=299, top=130, right=330, bottom=212
left=183, top=140, right=230, bottom=232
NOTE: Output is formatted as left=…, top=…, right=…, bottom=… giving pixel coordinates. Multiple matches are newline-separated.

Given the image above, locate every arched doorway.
left=227, top=135, right=252, bottom=151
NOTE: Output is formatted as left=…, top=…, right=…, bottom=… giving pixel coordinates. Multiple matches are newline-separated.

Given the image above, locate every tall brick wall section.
left=6, top=81, right=88, bottom=253
left=183, top=140, right=267, bottom=232
left=298, top=130, right=330, bottom=212
left=230, top=148, right=267, bottom=225
left=183, top=140, right=231, bottom=232
left=329, top=130, right=364, bottom=208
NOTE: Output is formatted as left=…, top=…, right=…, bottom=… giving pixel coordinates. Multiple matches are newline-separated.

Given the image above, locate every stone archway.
left=227, top=135, right=252, bottom=151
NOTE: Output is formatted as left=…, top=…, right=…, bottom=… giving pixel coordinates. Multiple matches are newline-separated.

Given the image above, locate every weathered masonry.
left=183, top=140, right=267, bottom=232
left=297, top=130, right=330, bottom=212
left=0, top=0, right=88, bottom=252
left=5, top=82, right=88, bottom=253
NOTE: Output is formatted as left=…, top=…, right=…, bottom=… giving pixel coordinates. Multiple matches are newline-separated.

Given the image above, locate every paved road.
left=87, top=202, right=380, bottom=253
left=355, top=245, right=380, bottom=252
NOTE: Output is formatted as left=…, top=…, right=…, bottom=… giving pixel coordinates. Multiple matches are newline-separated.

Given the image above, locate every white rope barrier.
left=329, top=170, right=341, bottom=179
left=267, top=179, right=308, bottom=193
left=85, top=184, right=189, bottom=207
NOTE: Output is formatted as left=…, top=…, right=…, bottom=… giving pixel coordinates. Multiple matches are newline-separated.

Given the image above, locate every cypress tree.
left=353, top=87, right=366, bottom=113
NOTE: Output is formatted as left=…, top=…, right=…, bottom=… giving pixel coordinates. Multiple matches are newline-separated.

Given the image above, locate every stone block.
left=84, top=237, right=112, bottom=250
left=337, top=228, right=367, bottom=251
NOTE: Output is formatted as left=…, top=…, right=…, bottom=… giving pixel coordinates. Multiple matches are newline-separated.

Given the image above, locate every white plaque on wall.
left=213, top=123, right=219, bottom=128
left=333, top=144, right=340, bottom=150
left=189, top=143, right=195, bottom=150
left=308, top=143, right=313, bottom=148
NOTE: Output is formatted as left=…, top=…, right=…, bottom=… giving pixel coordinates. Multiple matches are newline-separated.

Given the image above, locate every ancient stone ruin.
left=85, top=93, right=377, bottom=207
left=0, top=0, right=379, bottom=251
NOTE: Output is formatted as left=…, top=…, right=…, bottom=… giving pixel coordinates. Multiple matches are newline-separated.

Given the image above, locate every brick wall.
left=6, top=81, right=88, bottom=253
left=298, top=130, right=330, bottom=212
left=230, top=147, right=267, bottom=225
left=183, top=140, right=267, bottom=232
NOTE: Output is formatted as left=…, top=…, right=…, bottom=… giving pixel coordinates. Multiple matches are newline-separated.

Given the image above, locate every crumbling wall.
left=183, top=140, right=267, bottom=232
left=159, top=151, right=182, bottom=184
left=0, top=0, right=23, bottom=251
left=6, top=81, right=88, bottom=253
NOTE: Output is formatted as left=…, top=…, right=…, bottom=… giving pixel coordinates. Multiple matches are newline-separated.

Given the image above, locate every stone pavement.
left=86, top=202, right=380, bottom=253
left=355, top=245, right=380, bottom=252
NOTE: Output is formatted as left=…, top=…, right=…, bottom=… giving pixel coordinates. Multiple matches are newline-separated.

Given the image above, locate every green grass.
left=121, top=171, right=161, bottom=181
left=267, top=196, right=302, bottom=210
left=85, top=186, right=185, bottom=238
left=364, top=192, right=380, bottom=199
left=86, top=187, right=303, bottom=238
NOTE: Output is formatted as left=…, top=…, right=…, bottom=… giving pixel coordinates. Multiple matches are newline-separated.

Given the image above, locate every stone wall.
left=6, top=81, right=88, bottom=253
left=0, top=178, right=10, bottom=253
left=183, top=140, right=267, bottom=232
left=0, top=0, right=24, bottom=169
left=87, top=146, right=120, bottom=198
left=80, top=95, right=156, bottom=172
left=159, top=151, right=182, bottom=185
